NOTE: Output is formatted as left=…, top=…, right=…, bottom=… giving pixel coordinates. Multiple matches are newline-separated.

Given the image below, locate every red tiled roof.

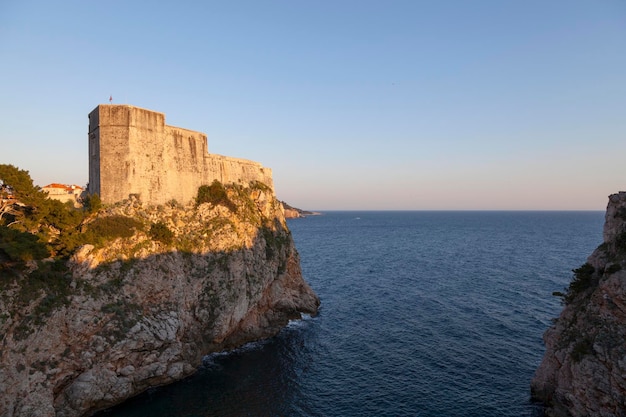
left=42, top=183, right=83, bottom=192
left=44, top=183, right=69, bottom=189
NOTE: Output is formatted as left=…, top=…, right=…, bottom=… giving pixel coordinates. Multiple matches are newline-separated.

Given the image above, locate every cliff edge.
left=281, top=201, right=320, bottom=219
left=0, top=182, right=319, bottom=417
left=532, top=192, right=626, bottom=416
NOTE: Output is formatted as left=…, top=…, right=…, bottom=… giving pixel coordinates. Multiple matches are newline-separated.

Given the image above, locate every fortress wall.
left=203, top=155, right=274, bottom=190
left=89, top=106, right=133, bottom=203
left=87, top=116, right=101, bottom=197
left=162, top=126, right=209, bottom=205
left=92, top=105, right=168, bottom=204
left=90, top=104, right=275, bottom=205
left=126, top=107, right=167, bottom=204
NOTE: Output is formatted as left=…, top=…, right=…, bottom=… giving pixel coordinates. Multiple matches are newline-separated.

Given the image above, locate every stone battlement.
left=88, top=104, right=273, bottom=205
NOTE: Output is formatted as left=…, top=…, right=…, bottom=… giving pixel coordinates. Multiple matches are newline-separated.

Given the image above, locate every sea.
left=103, top=210, right=605, bottom=417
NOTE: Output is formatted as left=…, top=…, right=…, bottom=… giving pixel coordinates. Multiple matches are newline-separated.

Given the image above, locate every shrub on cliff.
left=149, top=221, right=174, bottom=245
left=196, top=180, right=237, bottom=212
left=564, top=263, right=596, bottom=304
left=83, top=215, right=144, bottom=246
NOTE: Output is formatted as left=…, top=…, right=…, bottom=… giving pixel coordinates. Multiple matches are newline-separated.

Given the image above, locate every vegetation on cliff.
left=3, top=165, right=306, bottom=354
left=0, top=165, right=281, bottom=267
left=0, top=164, right=84, bottom=261
left=532, top=192, right=626, bottom=416
left=0, top=164, right=319, bottom=417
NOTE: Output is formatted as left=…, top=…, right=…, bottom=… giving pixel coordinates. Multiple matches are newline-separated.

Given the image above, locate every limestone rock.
left=0, top=184, right=319, bottom=417
left=281, top=201, right=319, bottom=219
left=531, top=192, right=626, bottom=416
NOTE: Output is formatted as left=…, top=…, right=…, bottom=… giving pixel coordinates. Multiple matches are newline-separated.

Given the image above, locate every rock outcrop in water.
left=532, top=192, right=626, bottom=416
left=0, top=184, right=319, bottom=417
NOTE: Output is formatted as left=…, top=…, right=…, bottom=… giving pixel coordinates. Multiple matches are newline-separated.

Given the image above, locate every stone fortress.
left=88, top=104, right=274, bottom=205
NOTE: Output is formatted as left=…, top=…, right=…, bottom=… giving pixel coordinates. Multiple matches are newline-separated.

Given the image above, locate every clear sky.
left=1, top=1, right=624, bottom=210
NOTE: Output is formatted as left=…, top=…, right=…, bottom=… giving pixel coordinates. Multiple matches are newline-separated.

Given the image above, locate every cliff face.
left=532, top=192, right=626, bottom=416
left=0, top=185, right=319, bottom=417
left=280, top=201, right=319, bottom=219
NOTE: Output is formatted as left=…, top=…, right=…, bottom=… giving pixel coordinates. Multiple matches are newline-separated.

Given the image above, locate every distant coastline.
left=281, top=201, right=321, bottom=218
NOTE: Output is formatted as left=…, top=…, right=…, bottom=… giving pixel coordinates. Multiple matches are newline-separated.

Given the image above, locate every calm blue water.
left=103, top=211, right=604, bottom=417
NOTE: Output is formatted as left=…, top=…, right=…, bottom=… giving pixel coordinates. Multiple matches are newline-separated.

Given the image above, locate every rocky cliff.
left=280, top=201, right=318, bottom=219
left=532, top=192, right=626, bottom=416
left=0, top=183, right=319, bottom=417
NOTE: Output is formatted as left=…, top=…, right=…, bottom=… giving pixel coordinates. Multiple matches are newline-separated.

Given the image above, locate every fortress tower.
left=88, top=105, right=273, bottom=205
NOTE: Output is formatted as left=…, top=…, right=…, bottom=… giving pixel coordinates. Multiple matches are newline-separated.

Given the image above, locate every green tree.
left=0, top=226, right=50, bottom=262
left=42, top=200, right=86, bottom=256
left=0, top=165, right=89, bottom=260
left=0, top=164, right=47, bottom=207
left=44, top=199, right=84, bottom=231
left=0, top=164, right=51, bottom=230
left=82, top=193, right=102, bottom=213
